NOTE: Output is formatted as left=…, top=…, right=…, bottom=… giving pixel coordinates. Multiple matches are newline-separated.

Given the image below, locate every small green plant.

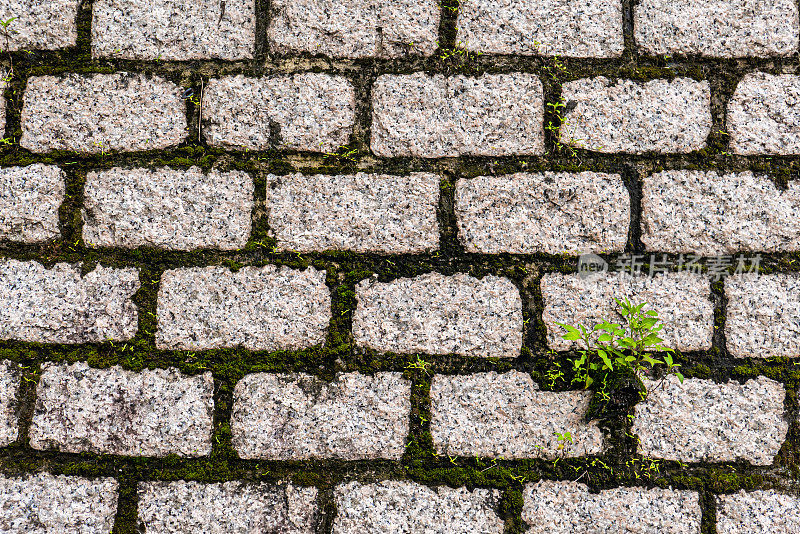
left=556, top=298, right=683, bottom=390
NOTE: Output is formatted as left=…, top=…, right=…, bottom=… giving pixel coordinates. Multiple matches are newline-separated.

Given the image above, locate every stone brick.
left=83, top=166, right=253, bottom=250
left=139, top=481, right=318, bottom=534
left=642, top=170, right=800, bottom=254
left=156, top=265, right=331, bottom=351
left=371, top=72, right=544, bottom=157
left=0, top=361, right=19, bottom=446
left=542, top=272, right=713, bottom=351
left=92, top=0, right=256, bottom=60
left=353, top=272, right=523, bottom=358
left=269, top=0, right=439, bottom=58
left=457, top=0, right=623, bottom=58
left=20, top=73, right=187, bottom=154
left=333, top=481, right=503, bottom=534
left=0, top=79, right=6, bottom=134
left=0, top=1, right=80, bottom=50
left=0, top=473, right=118, bottom=533
left=717, top=490, right=800, bottom=533
left=0, top=164, right=65, bottom=243
left=30, top=362, right=214, bottom=457
left=232, top=372, right=410, bottom=460
left=559, top=77, right=711, bottom=153
left=202, top=73, right=355, bottom=152
left=267, top=172, right=439, bottom=254
left=729, top=72, right=800, bottom=155
left=522, top=481, right=701, bottom=533
left=0, top=260, right=139, bottom=344
left=430, top=371, right=603, bottom=458
left=635, top=0, right=798, bottom=58
left=455, top=172, right=629, bottom=254
left=632, top=375, right=786, bottom=464
left=725, top=274, right=800, bottom=358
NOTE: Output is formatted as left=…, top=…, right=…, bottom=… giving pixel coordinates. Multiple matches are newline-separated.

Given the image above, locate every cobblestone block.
left=156, top=265, right=330, bottom=351
left=0, top=260, right=139, bottom=344
left=0, top=164, right=65, bottom=243
left=430, top=371, right=603, bottom=458
left=371, top=72, right=544, bottom=157
left=333, top=481, right=503, bottom=534
left=635, top=0, right=799, bottom=57
left=30, top=362, right=214, bottom=457
left=729, top=72, right=800, bottom=155
left=717, top=490, right=800, bottom=533
left=542, top=272, right=713, bottom=351
left=523, top=481, right=701, bottom=533
left=455, top=172, right=629, bottom=254
left=0, top=0, right=80, bottom=50
left=269, top=0, right=439, bottom=58
left=353, top=272, right=522, bottom=358
left=20, top=73, right=187, bottom=154
left=642, top=170, right=800, bottom=254
left=632, top=375, right=787, bottom=464
left=0, top=473, right=118, bottom=533
left=232, top=372, right=410, bottom=460
left=92, top=0, right=256, bottom=60
left=0, top=361, right=19, bottom=446
left=458, top=0, right=623, bottom=57
left=0, top=79, right=6, bottom=134
left=559, top=77, right=711, bottom=153
left=139, top=480, right=317, bottom=534
left=202, top=73, right=355, bottom=152
left=83, top=166, right=253, bottom=250
left=725, top=273, right=800, bottom=358
left=267, top=172, right=439, bottom=253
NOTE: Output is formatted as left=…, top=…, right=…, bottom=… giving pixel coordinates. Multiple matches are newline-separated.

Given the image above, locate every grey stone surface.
left=634, top=0, right=799, bottom=57
left=202, top=73, right=355, bottom=153
left=267, top=172, right=439, bottom=254
left=270, top=0, right=439, bottom=58
left=522, top=481, right=701, bottom=533
left=0, top=473, right=118, bottom=534
left=729, top=72, right=800, bottom=155
left=725, top=274, right=800, bottom=358
left=30, top=362, right=214, bottom=457
left=642, top=170, right=800, bottom=254
left=353, top=272, right=523, bottom=358
left=542, top=272, right=713, bottom=351
left=559, top=77, right=711, bottom=153
left=0, top=0, right=80, bottom=50
left=0, top=164, right=65, bottom=243
left=717, top=490, right=800, bottom=533
left=92, top=0, right=256, bottom=60
left=371, top=72, right=544, bottom=157
left=20, top=73, right=187, bottom=154
left=0, top=360, right=19, bottom=446
left=156, top=265, right=331, bottom=351
left=0, top=79, right=6, bottom=135
left=139, top=480, right=318, bottom=534
left=430, top=371, right=603, bottom=458
left=83, top=166, right=253, bottom=250
left=0, top=260, right=139, bottom=344
left=455, top=172, right=629, bottom=254
left=333, top=481, right=503, bottom=534
left=232, top=372, right=410, bottom=460
left=457, top=0, right=623, bottom=57
left=632, top=375, right=787, bottom=464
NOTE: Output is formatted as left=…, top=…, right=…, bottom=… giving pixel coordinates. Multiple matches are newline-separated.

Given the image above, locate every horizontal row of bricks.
left=4, top=72, right=800, bottom=156
left=0, top=261, right=793, bottom=357
left=0, top=362, right=789, bottom=463
left=3, top=165, right=798, bottom=255
left=5, top=474, right=795, bottom=533
left=3, top=0, right=800, bottom=60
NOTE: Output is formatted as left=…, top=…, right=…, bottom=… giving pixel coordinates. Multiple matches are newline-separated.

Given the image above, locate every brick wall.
left=0, top=0, right=799, bottom=532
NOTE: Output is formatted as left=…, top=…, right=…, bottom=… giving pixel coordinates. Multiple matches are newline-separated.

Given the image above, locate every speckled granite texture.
left=0, top=360, right=19, bottom=447
left=232, top=372, right=410, bottom=460
left=729, top=72, right=800, bottom=155
left=0, top=164, right=65, bottom=243
left=0, top=0, right=80, bottom=50
left=717, top=490, right=800, bottom=533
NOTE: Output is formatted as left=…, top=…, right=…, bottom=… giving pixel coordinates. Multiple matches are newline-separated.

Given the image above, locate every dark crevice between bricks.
left=316, top=484, right=336, bottom=534
left=621, top=0, right=638, bottom=64
left=437, top=172, right=461, bottom=260
left=13, top=361, right=39, bottom=450
left=255, top=0, right=270, bottom=61
left=700, top=487, right=718, bottom=534
left=622, top=164, right=645, bottom=253
left=437, top=0, right=459, bottom=52
left=111, top=472, right=139, bottom=534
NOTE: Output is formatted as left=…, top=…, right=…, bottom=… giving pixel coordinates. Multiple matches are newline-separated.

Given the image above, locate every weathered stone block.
left=717, top=490, right=800, bottom=533
left=0, top=164, right=65, bottom=243
left=0, top=361, right=19, bottom=446
left=0, top=0, right=80, bottom=50
left=232, top=372, right=410, bottom=460
left=729, top=73, right=800, bottom=155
